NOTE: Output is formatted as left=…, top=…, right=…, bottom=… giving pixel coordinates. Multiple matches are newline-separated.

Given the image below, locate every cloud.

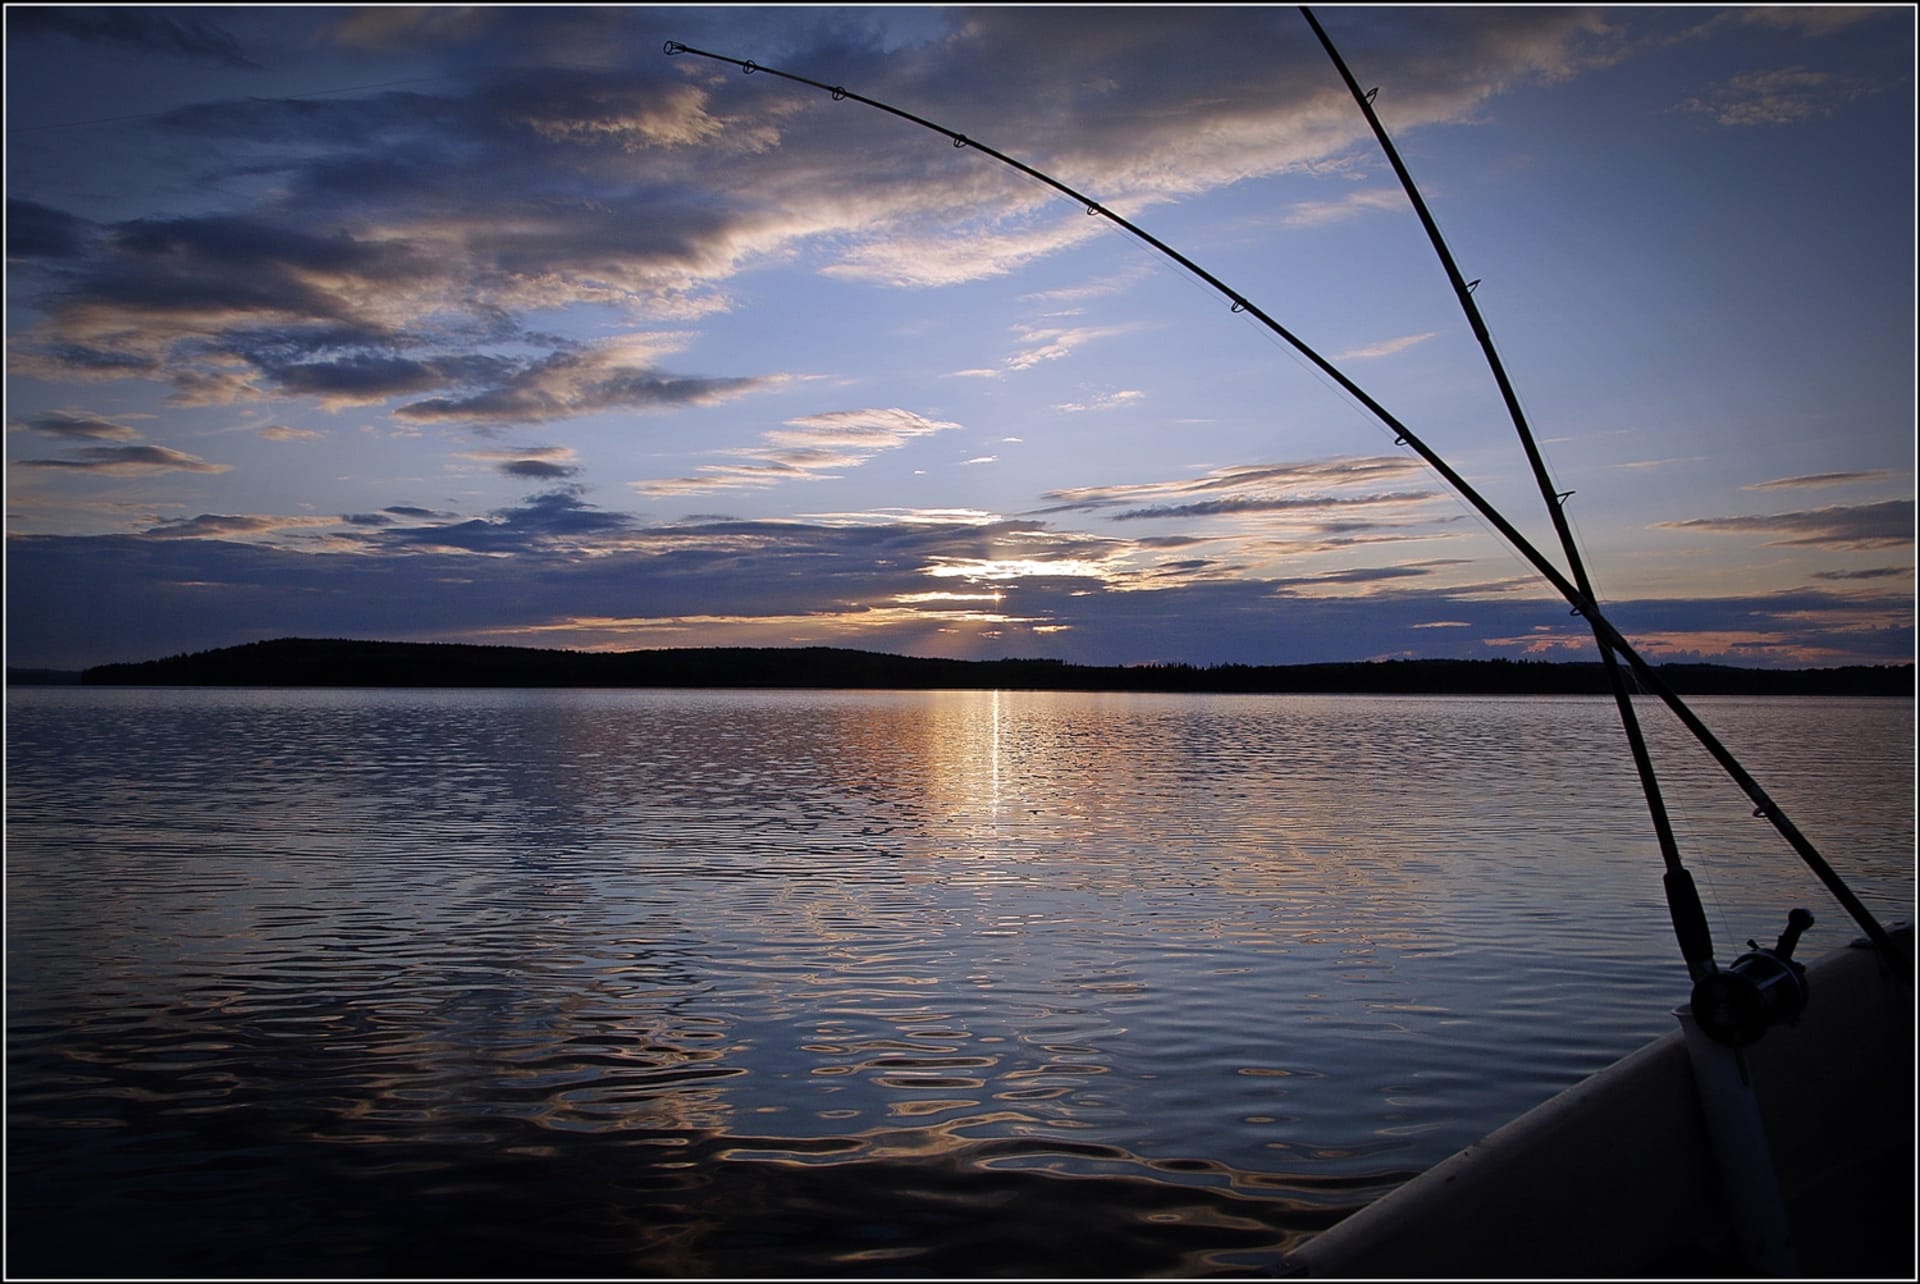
left=9, top=172, right=774, bottom=420
left=12, top=210, right=454, bottom=397
left=9, top=411, right=142, bottom=441
left=820, top=209, right=1112, bottom=289
left=6, top=7, right=256, bottom=67
left=1669, top=7, right=1893, bottom=43
left=12, top=444, right=231, bottom=476
left=167, top=369, right=268, bottom=407
left=1275, top=563, right=1449, bottom=587
left=457, top=445, right=581, bottom=480
left=1038, top=456, right=1434, bottom=515
left=327, top=6, right=497, bottom=51
left=1282, top=188, right=1408, bottom=229
left=5, top=7, right=1639, bottom=440
left=1054, top=390, right=1145, bottom=413
left=1676, top=67, right=1866, bottom=127
left=1004, top=321, right=1137, bottom=372
left=1810, top=566, right=1912, bottom=583
left=1657, top=500, right=1914, bottom=550
left=501, top=460, right=578, bottom=480
left=8, top=9, right=1903, bottom=675
left=1333, top=332, right=1439, bottom=361
left=1110, top=490, right=1438, bottom=522
left=6, top=199, right=96, bottom=260
left=141, top=513, right=340, bottom=540
left=1021, top=267, right=1153, bottom=306
left=1618, top=456, right=1711, bottom=472
left=269, top=353, right=486, bottom=408
left=1746, top=470, right=1900, bottom=490
left=393, top=337, right=775, bottom=426
left=632, top=407, right=960, bottom=496
left=381, top=487, right=640, bottom=555
left=257, top=425, right=325, bottom=442
left=8, top=503, right=1913, bottom=670
left=1028, top=458, right=1456, bottom=581
left=1730, top=6, right=1891, bottom=36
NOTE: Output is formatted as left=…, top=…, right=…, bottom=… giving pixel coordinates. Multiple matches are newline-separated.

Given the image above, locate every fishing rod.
left=1295, top=22, right=1868, bottom=1267
left=1299, top=8, right=1707, bottom=984
left=1296, top=6, right=1903, bottom=994
left=660, top=40, right=1904, bottom=984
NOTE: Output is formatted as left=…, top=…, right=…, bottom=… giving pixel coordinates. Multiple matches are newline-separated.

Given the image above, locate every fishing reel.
left=1689, top=908, right=1814, bottom=1048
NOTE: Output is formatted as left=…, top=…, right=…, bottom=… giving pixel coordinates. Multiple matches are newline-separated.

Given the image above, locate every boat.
left=664, top=16, right=1915, bottom=1277
left=1281, top=921, right=1914, bottom=1277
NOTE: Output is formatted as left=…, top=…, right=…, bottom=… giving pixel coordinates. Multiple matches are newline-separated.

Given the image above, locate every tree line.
left=71, top=637, right=1916, bottom=696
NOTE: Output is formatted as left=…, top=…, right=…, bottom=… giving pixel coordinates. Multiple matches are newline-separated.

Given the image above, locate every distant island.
left=29, top=637, right=1914, bottom=696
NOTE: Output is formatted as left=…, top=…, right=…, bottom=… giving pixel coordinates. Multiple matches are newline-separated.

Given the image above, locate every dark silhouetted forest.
left=69, top=638, right=1916, bottom=696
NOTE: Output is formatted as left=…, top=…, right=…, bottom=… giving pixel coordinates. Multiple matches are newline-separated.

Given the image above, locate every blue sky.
left=5, top=5, right=1914, bottom=670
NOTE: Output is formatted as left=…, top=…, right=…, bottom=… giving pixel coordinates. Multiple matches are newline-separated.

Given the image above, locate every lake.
left=5, top=687, right=1912, bottom=1277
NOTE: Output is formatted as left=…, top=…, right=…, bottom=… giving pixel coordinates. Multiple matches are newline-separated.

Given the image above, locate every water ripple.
left=7, top=687, right=1910, bottom=1275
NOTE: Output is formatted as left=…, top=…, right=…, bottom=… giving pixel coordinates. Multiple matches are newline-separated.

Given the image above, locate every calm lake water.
left=5, top=687, right=1912, bottom=1277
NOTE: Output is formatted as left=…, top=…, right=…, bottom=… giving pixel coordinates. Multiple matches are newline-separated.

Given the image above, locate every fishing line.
left=663, top=37, right=1904, bottom=980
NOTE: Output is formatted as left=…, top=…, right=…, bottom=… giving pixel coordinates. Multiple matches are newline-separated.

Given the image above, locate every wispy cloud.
left=8, top=411, right=144, bottom=442
left=1109, top=490, right=1437, bottom=522
left=1282, top=188, right=1407, bottom=229
left=1810, top=565, right=1912, bottom=583
left=1746, top=470, right=1900, bottom=490
left=1039, top=456, right=1433, bottom=516
left=1333, top=332, right=1438, bottom=361
left=632, top=407, right=961, bottom=497
left=1676, top=67, right=1867, bottom=126
left=1021, top=266, right=1154, bottom=306
left=1005, top=321, right=1137, bottom=372
left=12, top=444, right=231, bottom=476
left=1273, top=559, right=1470, bottom=590
left=1669, top=7, right=1892, bottom=43
left=1619, top=456, right=1711, bottom=471
left=141, top=513, right=340, bottom=540
left=1657, top=499, right=1914, bottom=550
left=820, top=209, right=1111, bottom=289
left=1054, top=390, right=1145, bottom=413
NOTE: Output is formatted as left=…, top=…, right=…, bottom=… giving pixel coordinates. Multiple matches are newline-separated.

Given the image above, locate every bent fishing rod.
left=1305, top=8, right=1754, bottom=989
left=1295, top=5, right=1903, bottom=989
left=660, top=40, right=1904, bottom=983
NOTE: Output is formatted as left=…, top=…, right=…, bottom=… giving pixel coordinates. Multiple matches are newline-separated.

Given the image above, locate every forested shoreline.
left=35, top=637, right=1914, bottom=696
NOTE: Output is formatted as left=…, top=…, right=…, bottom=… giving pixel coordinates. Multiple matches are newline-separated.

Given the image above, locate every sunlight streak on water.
left=6, top=688, right=1911, bottom=1275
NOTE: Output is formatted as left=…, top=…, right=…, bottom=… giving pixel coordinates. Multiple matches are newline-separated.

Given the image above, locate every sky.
left=4, top=4, right=1914, bottom=671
